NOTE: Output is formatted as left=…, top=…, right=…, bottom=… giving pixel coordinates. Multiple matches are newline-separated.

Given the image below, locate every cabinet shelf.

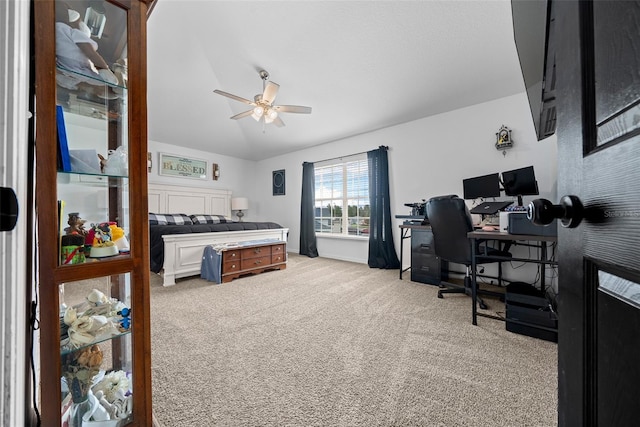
left=53, top=258, right=135, bottom=286
left=58, top=252, right=132, bottom=269
left=56, top=65, right=126, bottom=122
left=61, top=329, right=132, bottom=356
left=56, top=65, right=127, bottom=91
left=58, top=171, right=129, bottom=183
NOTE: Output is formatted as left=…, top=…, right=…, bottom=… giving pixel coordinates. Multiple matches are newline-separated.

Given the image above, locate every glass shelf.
left=56, top=66, right=126, bottom=123
left=57, top=64, right=127, bottom=91
left=61, top=329, right=132, bottom=356
left=58, top=170, right=129, bottom=181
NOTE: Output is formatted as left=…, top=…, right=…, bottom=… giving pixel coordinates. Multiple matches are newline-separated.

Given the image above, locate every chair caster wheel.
left=437, top=292, right=443, bottom=299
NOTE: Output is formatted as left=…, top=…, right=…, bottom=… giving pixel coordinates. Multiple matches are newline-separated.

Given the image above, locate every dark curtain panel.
left=367, top=146, right=400, bottom=269
left=299, top=162, right=319, bottom=257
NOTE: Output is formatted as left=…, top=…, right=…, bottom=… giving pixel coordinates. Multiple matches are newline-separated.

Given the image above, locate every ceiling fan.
left=213, top=70, right=312, bottom=127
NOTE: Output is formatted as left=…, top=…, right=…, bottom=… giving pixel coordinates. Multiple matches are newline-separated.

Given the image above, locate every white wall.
left=147, top=140, right=259, bottom=219
left=151, top=92, right=558, bottom=286
left=253, top=92, right=558, bottom=284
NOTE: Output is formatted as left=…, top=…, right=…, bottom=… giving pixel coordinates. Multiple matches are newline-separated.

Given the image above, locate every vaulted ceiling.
left=147, top=0, right=526, bottom=161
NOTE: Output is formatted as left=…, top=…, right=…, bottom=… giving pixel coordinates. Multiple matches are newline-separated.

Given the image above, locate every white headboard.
left=148, top=183, right=232, bottom=217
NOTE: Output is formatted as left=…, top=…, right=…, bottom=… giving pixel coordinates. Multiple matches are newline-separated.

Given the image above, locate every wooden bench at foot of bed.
left=221, top=241, right=286, bottom=283
left=160, top=228, right=289, bottom=286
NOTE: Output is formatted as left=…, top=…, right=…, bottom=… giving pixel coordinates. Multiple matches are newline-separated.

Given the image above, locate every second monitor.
left=501, top=165, right=539, bottom=206
left=463, top=173, right=501, bottom=200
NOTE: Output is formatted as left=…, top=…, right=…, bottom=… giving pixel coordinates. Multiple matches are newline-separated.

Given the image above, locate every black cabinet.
left=505, top=282, right=558, bottom=342
left=410, top=228, right=445, bottom=285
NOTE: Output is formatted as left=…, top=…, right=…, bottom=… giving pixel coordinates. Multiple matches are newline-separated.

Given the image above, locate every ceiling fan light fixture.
left=213, top=69, right=311, bottom=128
left=263, top=108, right=278, bottom=124
left=252, top=106, right=264, bottom=121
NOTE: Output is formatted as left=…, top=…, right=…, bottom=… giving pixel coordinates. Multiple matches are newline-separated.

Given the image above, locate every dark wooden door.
left=555, top=1, right=640, bottom=425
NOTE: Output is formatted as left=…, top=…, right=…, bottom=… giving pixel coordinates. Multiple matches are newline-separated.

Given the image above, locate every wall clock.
left=272, top=169, right=285, bottom=196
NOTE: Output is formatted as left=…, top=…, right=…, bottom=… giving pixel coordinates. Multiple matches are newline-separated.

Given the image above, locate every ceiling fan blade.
left=213, top=89, right=255, bottom=105
left=273, top=116, right=285, bottom=127
left=230, top=110, right=254, bottom=120
left=273, top=105, right=312, bottom=114
left=262, top=81, right=280, bottom=105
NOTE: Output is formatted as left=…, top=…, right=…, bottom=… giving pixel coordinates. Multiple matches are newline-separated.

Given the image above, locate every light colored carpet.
left=150, top=254, right=557, bottom=427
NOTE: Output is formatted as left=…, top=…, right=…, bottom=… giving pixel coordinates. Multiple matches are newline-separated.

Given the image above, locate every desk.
left=467, top=231, right=557, bottom=326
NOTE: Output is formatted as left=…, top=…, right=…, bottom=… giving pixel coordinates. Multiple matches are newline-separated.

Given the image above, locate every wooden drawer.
left=271, top=252, right=286, bottom=264
left=222, top=259, right=241, bottom=274
left=271, top=243, right=285, bottom=256
left=241, top=245, right=271, bottom=260
left=223, top=249, right=241, bottom=262
left=241, top=255, right=271, bottom=270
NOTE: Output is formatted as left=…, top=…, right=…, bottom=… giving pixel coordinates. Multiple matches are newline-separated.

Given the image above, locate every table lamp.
left=231, top=197, right=249, bottom=222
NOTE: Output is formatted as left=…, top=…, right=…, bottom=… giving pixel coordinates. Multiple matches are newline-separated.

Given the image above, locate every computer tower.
left=505, top=282, right=558, bottom=342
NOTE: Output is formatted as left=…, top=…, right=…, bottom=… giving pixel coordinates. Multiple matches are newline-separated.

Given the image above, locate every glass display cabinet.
left=34, top=0, right=152, bottom=425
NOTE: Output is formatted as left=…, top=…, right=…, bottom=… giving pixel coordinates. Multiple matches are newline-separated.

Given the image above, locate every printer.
left=500, top=212, right=557, bottom=236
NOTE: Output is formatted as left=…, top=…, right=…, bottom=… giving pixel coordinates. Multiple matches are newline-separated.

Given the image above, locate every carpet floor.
left=150, top=254, right=557, bottom=426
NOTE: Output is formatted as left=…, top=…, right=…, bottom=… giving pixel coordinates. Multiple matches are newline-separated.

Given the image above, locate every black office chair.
left=426, top=195, right=511, bottom=309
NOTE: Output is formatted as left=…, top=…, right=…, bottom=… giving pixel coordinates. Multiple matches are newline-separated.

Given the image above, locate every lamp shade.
left=231, top=197, right=249, bottom=211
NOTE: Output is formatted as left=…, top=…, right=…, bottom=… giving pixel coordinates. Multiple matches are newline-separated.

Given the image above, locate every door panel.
left=583, top=140, right=640, bottom=271
left=555, top=1, right=640, bottom=425
left=597, top=269, right=640, bottom=425
left=593, top=2, right=640, bottom=146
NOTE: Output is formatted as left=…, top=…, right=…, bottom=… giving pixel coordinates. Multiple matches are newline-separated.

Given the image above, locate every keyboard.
left=469, top=201, right=514, bottom=215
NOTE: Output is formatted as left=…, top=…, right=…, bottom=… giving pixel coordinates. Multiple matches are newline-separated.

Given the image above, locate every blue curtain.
left=367, top=146, right=400, bottom=269
left=299, top=162, right=319, bottom=257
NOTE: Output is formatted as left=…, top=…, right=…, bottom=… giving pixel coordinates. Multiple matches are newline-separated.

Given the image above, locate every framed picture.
left=272, top=169, right=285, bottom=195
left=159, top=153, right=207, bottom=180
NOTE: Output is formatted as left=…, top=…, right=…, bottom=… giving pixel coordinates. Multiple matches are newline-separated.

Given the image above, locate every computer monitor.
left=463, top=173, right=501, bottom=200
left=501, top=166, right=539, bottom=206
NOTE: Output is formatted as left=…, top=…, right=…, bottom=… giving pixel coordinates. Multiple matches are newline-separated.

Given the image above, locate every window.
left=314, top=154, right=370, bottom=237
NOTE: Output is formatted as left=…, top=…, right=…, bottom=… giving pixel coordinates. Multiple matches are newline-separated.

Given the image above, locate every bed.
left=148, top=184, right=289, bottom=286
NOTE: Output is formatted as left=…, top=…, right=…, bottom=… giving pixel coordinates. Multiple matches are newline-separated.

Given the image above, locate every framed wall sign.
left=272, top=169, right=285, bottom=195
left=159, top=153, right=207, bottom=180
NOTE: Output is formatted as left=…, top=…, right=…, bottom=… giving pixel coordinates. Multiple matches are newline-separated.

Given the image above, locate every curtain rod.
left=304, top=145, right=389, bottom=165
